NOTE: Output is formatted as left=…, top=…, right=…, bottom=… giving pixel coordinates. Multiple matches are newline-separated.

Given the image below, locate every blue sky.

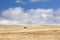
left=0, top=0, right=60, bottom=10
left=0, top=0, right=60, bottom=24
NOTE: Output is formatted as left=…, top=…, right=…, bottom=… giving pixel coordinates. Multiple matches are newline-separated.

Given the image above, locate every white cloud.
left=1, top=7, right=60, bottom=24
left=16, top=0, right=23, bottom=3
left=52, top=8, right=60, bottom=20
left=16, top=0, right=49, bottom=3
left=0, top=20, right=20, bottom=25
left=30, top=0, right=48, bottom=2
left=2, top=7, right=24, bottom=20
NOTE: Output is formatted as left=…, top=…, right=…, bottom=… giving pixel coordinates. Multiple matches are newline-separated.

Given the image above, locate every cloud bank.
left=0, top=7, right=60, bottom=24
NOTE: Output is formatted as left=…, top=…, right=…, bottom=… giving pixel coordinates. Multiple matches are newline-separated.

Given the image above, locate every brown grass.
left=0, top=25, right=60, bottom=40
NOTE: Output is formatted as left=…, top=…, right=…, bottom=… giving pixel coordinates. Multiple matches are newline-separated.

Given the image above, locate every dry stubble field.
left=0, top=24, right=60, bottom=40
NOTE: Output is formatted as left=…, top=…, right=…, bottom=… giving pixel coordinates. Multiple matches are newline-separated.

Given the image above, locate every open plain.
left=0, top=24, right=60, bottom=40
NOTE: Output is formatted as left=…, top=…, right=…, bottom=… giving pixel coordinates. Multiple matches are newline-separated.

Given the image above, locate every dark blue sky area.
left=0, top=0, right=60, bottom=11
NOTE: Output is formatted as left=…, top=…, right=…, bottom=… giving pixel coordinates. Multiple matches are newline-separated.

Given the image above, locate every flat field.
left=0, top=24, right=60, bottom=40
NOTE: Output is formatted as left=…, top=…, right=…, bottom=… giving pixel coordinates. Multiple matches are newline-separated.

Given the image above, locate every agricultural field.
left=0, top=24, right=60, bottom=40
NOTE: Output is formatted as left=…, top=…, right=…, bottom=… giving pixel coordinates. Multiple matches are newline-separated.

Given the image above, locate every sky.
left=0, top=0, right=60, bottom=25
